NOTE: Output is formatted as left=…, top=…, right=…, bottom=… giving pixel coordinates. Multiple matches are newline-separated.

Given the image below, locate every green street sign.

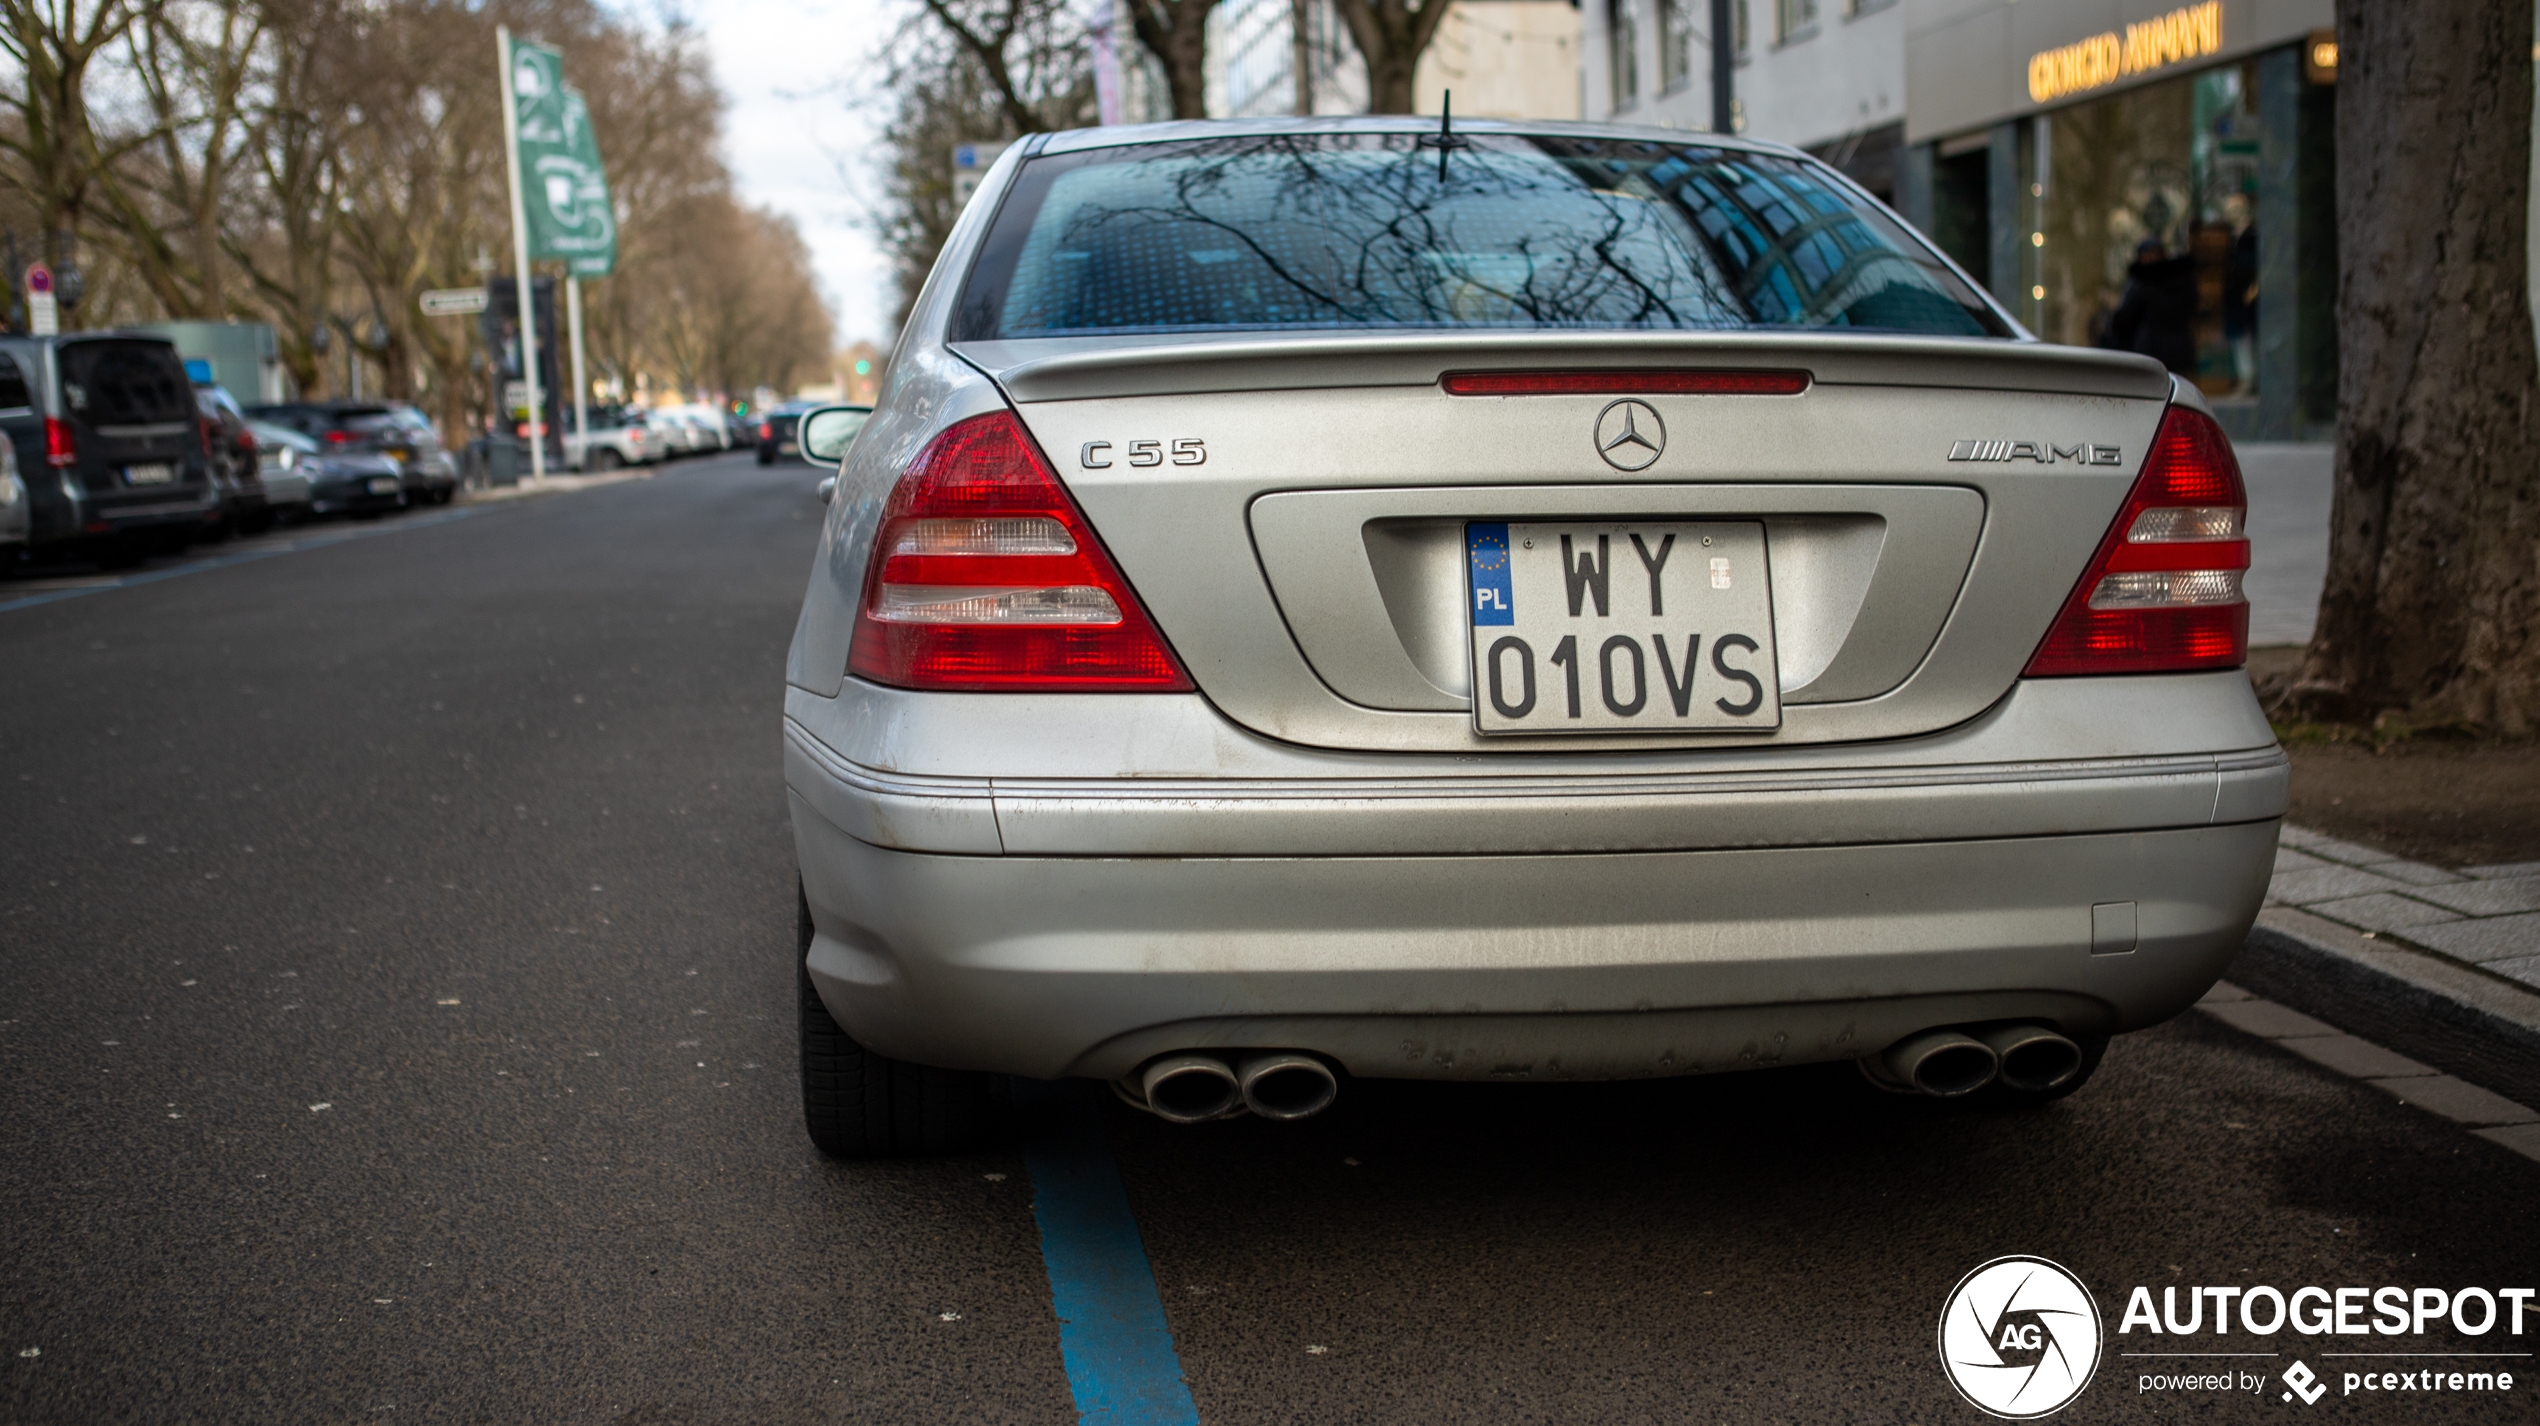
left=509, top=40, right=616, bottom=277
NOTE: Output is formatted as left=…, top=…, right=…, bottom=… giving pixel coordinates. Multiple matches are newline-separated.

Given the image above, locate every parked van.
left=0, top=333, right=217, bottom=568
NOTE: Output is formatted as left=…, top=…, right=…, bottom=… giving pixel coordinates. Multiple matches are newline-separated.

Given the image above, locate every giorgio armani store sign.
left=1897, top=0, right=2337, bottom=441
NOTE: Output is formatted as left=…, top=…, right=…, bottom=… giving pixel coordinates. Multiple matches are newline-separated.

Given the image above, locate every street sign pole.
left=497, top=26, right=546, bottom=483
left=566, top=275, right=588, bottom=466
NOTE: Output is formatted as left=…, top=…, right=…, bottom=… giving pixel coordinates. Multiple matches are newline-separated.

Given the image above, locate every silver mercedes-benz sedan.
left=782, top=118, right=2284, bottom=1155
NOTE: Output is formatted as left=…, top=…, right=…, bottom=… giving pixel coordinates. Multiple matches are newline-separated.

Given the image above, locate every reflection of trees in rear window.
left=61, top=343, right=193, bottom=424
left=968, top=135, right=1999, bottom=338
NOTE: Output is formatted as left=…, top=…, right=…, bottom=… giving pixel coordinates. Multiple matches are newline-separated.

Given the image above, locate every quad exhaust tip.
left=1137, top=1055, right=1244, bottom=1123
left=1861, top=1023, right=2082, bottom=1097
left=1880, top=1030, right=1999, bottom=1097
left=1236, top=1052, right=1339, bottom=1121
left=1977, top=1023, right=2084, bottom=1093
left=1121, top=1051, right=1341, bottom=1123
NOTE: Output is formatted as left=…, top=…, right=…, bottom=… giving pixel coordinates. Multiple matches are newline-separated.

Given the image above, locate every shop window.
left=2037, top=62, right=2261, bottom=398
left=1609, top=0, right=1640, bottom=108
left=1661, top=0, right=1696, bottom=92
left=1777, top=0, right=1817, bottom=43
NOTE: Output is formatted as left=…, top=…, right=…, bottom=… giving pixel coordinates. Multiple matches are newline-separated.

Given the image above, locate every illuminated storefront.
left=1897, top=0, right=2337, bottom=440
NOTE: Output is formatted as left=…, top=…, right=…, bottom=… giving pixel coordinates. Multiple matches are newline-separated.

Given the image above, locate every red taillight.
left=847, top=411, right=1194, bottom=692
left=44, top=417, right=77, bottom=467
left=2023, top=406, right=2250, bottom=677
left=1441, top=370, right=1810, bottom=396
left=757, top=422, right=773, bottom=441
left=200, top=417, right=219, bottom=457
left=324, top=429, right=353, bottom=444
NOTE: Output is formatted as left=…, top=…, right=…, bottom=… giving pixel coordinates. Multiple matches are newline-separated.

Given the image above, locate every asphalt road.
left=1, top=453, right=2531, bottom=1425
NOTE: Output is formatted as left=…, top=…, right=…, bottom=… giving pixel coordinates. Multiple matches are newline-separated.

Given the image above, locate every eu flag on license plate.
left=1467, top=523, right=1514, bottom=626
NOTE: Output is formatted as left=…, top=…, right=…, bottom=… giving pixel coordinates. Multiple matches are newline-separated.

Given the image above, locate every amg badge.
left=1949, top=439, right=2123, bottom=465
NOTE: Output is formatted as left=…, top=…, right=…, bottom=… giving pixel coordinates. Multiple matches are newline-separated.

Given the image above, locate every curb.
left=2225, top=906, right=2540, bottom=1112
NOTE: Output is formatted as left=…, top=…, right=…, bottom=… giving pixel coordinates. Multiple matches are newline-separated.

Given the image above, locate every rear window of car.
left=248, top=420, right=318, bottom=453
left=0, top=354, right=30, bottom=412
left=955, top=133, right=2007, bottom=341
left=59, top=340, right=194, bottom=426
left=332, top=407, right=401, bottom=435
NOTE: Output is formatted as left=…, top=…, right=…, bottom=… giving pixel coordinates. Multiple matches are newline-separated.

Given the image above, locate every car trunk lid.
left=962, top=330, right=2174, bottom=754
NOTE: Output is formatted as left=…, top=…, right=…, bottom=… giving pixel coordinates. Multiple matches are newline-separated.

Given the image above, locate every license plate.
left=124, top=463, right=175, bottom=486
left=367, top=476, right=399, bottom=494
left=1467, top=521, right=1780, bottom=734
left=778, top=440, right=797, bottom=454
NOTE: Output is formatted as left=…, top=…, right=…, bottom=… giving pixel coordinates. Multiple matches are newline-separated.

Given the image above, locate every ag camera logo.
left=1940, top=1256, right=2104, bottom=1418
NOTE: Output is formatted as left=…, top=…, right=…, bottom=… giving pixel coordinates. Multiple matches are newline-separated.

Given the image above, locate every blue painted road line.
left=1014, top=1078, right=1202, bottom=1426
left=0, top=506, right=482, bottom=616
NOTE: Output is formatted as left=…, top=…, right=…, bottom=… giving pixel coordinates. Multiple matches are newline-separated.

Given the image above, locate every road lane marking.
left=1014, top=1078, right=1202, bottom=1426
left=0, top=507, right=481, bottom=615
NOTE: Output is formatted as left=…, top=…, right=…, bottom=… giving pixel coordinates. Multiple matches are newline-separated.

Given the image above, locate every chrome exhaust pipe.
left=1878, top=1030, right=2000, bottom=1097
left=1236, top=1052, right=1338, bottom=1121
left=1978, top=1024, right=2083, bottom=1094
left=1135, top=1054, right=1243, bottom=1123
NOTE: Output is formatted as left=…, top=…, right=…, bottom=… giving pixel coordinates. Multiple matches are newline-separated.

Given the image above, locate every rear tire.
left=798, top=885, right=993, bottom=1157
left=591, top=447, right=621, bottom=472
left=1979, top=1033, right=2111, bottom=1107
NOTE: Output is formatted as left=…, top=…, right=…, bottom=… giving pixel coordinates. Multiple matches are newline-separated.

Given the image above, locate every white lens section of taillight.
left=887, top=517, right=1076, bottom=557
left=2127, top=506, right=2244, bottom=542
left=2087, top=569, right=2244, bottom=610
left=870, top=584, right=1123, bottom=625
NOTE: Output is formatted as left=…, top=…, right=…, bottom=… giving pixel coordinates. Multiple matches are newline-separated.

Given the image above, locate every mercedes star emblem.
left=1594, top=399, right=1665, bottom=471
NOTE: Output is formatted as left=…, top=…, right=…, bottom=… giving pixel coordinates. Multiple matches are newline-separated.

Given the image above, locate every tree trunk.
left=1127, top=0, right=1218, bottom=120
left=1330, top=0, right=1452, bottom=115
left=2294, top=0, right=2540, bottom=732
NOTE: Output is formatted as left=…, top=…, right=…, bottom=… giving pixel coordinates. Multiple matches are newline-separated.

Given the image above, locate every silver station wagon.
left=782, top=118, right=2284, bottom=1155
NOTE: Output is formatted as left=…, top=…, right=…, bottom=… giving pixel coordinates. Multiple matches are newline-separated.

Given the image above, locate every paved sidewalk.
left=2270, top=826, right=2540, bottom=989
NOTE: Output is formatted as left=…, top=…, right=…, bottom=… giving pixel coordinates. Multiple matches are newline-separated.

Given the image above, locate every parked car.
left=245, top=420, right=312, bottom=523
left=193, top=381, right=270, bottom=537
left=754, top=402, right=813, bottom=465
left=780, top=119, right=2286, bottom=1157
left=247, top=400, right=458, bottom=505
left=0, top=333, right=218, bottom=569
left=0, top=431, right=27, bottom=563
left=657, top=405, right=727, bottom=456
left=645, top=408, right=702, bottom=457
left=563, top=412, right=659, bottom=471
left=723, top=407, right=757, bottom=448
left=247, top=419, right=404, bottom=519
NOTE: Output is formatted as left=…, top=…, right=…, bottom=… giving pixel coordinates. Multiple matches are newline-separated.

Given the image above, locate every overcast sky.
left=698, top=0, right=897, bottom=352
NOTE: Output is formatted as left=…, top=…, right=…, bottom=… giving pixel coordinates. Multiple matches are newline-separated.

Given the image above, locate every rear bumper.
left=794, top=807, right=2277, bottom=1082
left=786, top=670, right=2285, bottom=1081
left=31, top=493, right=220, bottom=543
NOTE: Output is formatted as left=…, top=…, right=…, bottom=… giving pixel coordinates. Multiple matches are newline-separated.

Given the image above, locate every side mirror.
left=798, top=405, right=871, bottom=466
left=816, top=475, right=838, bottom=504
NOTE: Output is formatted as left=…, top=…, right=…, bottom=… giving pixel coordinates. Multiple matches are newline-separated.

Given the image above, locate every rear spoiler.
left=957, top=331, right=2173, bottom=404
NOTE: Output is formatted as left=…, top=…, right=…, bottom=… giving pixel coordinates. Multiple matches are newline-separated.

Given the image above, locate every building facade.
left=1895, top=0, right=2338, bottom=441
left=1580, top=0, right=1911, bottom=201
left=1207, top=0, right=1582, bottom=122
